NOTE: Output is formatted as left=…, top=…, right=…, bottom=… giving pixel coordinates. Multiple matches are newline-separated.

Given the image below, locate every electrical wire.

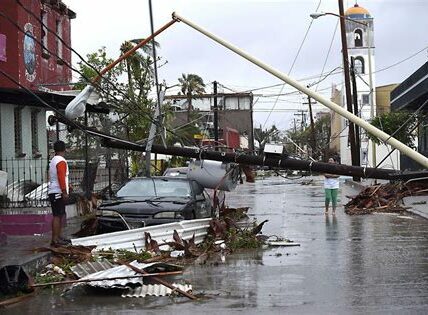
left=261, top=0, right=323, bottom=129
left=5, top=3, right=195, bottom=146
left=314, top=20, right=339, bottom=92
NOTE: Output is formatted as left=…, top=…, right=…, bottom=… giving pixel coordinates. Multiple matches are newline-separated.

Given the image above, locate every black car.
left=96, top=176, right=213, bottom=233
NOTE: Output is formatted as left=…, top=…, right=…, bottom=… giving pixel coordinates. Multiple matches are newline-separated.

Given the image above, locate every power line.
left=315, top=20, right=339, bottom=91
left=261, top=0, right=323, bottom=129
left=4, top=3, right=197, bottom=146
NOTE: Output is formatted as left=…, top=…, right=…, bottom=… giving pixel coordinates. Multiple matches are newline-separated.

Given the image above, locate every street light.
left=310, top=5, right=376, bottom=174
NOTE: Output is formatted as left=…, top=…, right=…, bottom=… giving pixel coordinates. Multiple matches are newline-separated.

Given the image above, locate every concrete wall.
left=376, top=84, right=398, bottom=115
left=0, top=103, right=48, bottom=184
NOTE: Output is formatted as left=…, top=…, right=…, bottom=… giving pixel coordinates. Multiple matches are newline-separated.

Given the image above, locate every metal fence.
left=0, top=156, right=128, bottom=209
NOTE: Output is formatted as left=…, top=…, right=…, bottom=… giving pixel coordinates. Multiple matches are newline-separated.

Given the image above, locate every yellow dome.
left=345, top=4, right=370, bottom=16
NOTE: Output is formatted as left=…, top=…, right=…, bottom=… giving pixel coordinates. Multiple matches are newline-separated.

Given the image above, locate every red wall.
left=0, top=0, right=74, bottom=91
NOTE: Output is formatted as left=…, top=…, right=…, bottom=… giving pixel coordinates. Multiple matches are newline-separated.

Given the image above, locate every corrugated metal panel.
left=122, top=283, right=192, bottom=298
left=73, top=260, right=183, bottom=289
left=71, top=218, right=211, bottom=251
left=71, top=259, right=116, bottom=278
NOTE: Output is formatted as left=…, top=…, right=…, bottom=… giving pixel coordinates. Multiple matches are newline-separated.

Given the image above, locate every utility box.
left=187, top=160, right=239, bottom=191
left=264, top=144, right=284, bottom=155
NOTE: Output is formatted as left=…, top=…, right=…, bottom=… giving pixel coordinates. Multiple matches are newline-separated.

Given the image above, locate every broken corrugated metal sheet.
left=122, top=283, right=192, bottom=298
left=71, top=218, right=211, bottom=251
left=70, top=259, right=116, bottom=279
left=73, top=260, right=183, bottom=289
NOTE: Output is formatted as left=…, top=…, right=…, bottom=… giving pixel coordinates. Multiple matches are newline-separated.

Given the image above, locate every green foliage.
left=286, top=115, right=331, bottom=159
left=368, top=111, right=417, bottom=148
left=254, top=125, right=280, bottom=154
left=34, top=272, right=64, bottom=285
left=178, top=73, right=206, bottom=122
left=98, top=248, right=152, bottom=262
left=226, top=225, right=264, bottom=251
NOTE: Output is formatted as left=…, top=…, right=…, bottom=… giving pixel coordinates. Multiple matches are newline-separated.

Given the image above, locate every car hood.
left=99, top=198, right=191, bottom=215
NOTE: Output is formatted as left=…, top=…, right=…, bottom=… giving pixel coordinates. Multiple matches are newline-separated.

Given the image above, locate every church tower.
left=340, top=3, right=377, bottom=167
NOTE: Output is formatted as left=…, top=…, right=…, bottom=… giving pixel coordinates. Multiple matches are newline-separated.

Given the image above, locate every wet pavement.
left=4, top=176, right=428, bottom=314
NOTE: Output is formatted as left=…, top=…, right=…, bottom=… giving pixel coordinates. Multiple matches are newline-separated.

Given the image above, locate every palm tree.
left=178, top=73, right=206, bottom=122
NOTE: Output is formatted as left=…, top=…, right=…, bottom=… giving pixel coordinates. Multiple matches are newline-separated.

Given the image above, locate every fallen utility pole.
left=101, top=138, right=405, bottom=180
left=49, top=115, right=428, bottom=181
left=171, top=12, right=428, bottom=169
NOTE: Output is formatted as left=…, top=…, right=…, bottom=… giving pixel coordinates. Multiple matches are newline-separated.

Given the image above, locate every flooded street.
left=6, top=176, right=428, bottom=314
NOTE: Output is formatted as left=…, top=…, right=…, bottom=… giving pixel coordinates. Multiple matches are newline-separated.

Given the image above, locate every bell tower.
left=340, top=3, right=377, bottom=167
left=345, top=3, right=375, bottom=122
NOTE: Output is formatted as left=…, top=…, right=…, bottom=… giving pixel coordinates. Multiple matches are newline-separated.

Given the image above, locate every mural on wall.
left=23, top=23, right=36, bottom=82
left=0, top=34, right=6, bottom=62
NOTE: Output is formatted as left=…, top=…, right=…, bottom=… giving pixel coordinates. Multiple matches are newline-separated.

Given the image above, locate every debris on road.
left=345, top=181, right=428, bottom=215
left=18, top=205, right=297, bottom=303
left=122, top=283, right=192, bottom=298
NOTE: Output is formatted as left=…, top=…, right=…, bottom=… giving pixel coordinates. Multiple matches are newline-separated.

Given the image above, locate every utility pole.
left=350, top=57, right=361, bottom=173
left=294, top=110, right=307, bottom=132
left=303, top=90, right=317, bottom=158
left=213, top=81, right=219, bottom=150
left=338, top=0, right=359, bottom=180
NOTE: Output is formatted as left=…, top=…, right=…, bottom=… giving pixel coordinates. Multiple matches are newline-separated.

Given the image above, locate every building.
left=376, top=84, right=398, bottom=115
left=391, top=61, right=428, bottom=171
left=165, top=92, right=255, bottom=152
left=0, top=0, right=75, bottom=215
left=336, top=4, right=399, bottom=170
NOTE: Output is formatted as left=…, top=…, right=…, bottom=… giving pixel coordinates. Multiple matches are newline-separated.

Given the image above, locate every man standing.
left=48, top=140, right=69, bottom=246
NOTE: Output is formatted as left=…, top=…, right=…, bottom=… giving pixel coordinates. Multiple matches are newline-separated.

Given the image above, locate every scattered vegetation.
left=97, top=248, right=152, bottom=263
left=225, top=227, right=264, bottom=251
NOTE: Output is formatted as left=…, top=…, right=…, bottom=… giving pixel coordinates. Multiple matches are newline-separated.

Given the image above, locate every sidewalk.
left=343, top=179, right=428, bottom=220
left=402, top=195, right=428, bottom=219
left=0, top=216, right=85, bottom=275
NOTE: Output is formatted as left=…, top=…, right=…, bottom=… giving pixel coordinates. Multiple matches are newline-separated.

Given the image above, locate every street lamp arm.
left=310, top=11, right=367, bottom=26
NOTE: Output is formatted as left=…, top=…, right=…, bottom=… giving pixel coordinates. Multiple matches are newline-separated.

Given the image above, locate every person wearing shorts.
left=48, top=141, right=70, bottom=247
left=324, top=157, right=340, bottom=214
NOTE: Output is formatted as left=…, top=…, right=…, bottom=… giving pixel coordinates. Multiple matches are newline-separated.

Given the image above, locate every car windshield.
left=116, top=178, right=191, bottom=198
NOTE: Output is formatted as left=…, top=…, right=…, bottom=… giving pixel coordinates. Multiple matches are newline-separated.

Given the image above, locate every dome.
left=345, top=4, right=371, bottom=18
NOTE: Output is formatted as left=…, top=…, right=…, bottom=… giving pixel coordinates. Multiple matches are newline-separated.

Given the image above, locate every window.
left=31, top=110, right=39, bottom=154
left=354, top=29, right=363, bottom=47
left=362, top=94, right=370, bottom=105
left=55, top=19, right=62, bottom=60
left=14, top=107, right=23, bottom=156
left=354, top=56, right=365, bottom=74
left=41, top=10, right=49, bottom=57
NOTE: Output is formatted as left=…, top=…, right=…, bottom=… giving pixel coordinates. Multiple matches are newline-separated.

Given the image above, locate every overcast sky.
left=67, top=0, right=428, bottom=130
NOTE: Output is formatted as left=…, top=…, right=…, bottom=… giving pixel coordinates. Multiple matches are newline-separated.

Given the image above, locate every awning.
left=0, top=87, right=109, bottom=114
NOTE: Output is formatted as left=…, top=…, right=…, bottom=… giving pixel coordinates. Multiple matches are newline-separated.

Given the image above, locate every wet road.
left=6, top=176, right=428, bottom=314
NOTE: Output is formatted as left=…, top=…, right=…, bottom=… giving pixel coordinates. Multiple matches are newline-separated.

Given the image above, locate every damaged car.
left=96, top=176, right=214, bottom=234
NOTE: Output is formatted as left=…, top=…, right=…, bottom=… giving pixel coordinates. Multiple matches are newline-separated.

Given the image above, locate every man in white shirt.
left=48, top=141, right=69, bottom=246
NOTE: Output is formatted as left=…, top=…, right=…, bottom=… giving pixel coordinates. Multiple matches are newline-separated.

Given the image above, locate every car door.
left=191, top=181, right=211, bottom=218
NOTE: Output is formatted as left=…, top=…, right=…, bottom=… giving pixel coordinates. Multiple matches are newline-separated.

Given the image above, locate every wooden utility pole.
left=338, top=0, right=359, bottom=179
left=48, top=114, right=428, bottom=181
left=304, top=90, right=317, bottom=158
left=101, top=137, right=428, bottom=181
left=213, top=81, right=219, bottom=150
left=350, top=57, right=361, bottom=172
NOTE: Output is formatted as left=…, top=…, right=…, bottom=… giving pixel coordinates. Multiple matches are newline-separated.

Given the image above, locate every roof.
left=345, top=4, right=371, bottom=18
left=0, top=87, right=109, bottom=114
left=391, top=61, right=428, bottom=112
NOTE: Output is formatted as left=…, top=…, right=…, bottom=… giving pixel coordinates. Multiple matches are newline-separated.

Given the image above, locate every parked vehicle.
left=96, top=176, right=214, bottom=234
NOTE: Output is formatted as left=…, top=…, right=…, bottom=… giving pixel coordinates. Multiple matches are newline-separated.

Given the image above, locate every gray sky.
left=67, top=0, right=428, bottom=130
